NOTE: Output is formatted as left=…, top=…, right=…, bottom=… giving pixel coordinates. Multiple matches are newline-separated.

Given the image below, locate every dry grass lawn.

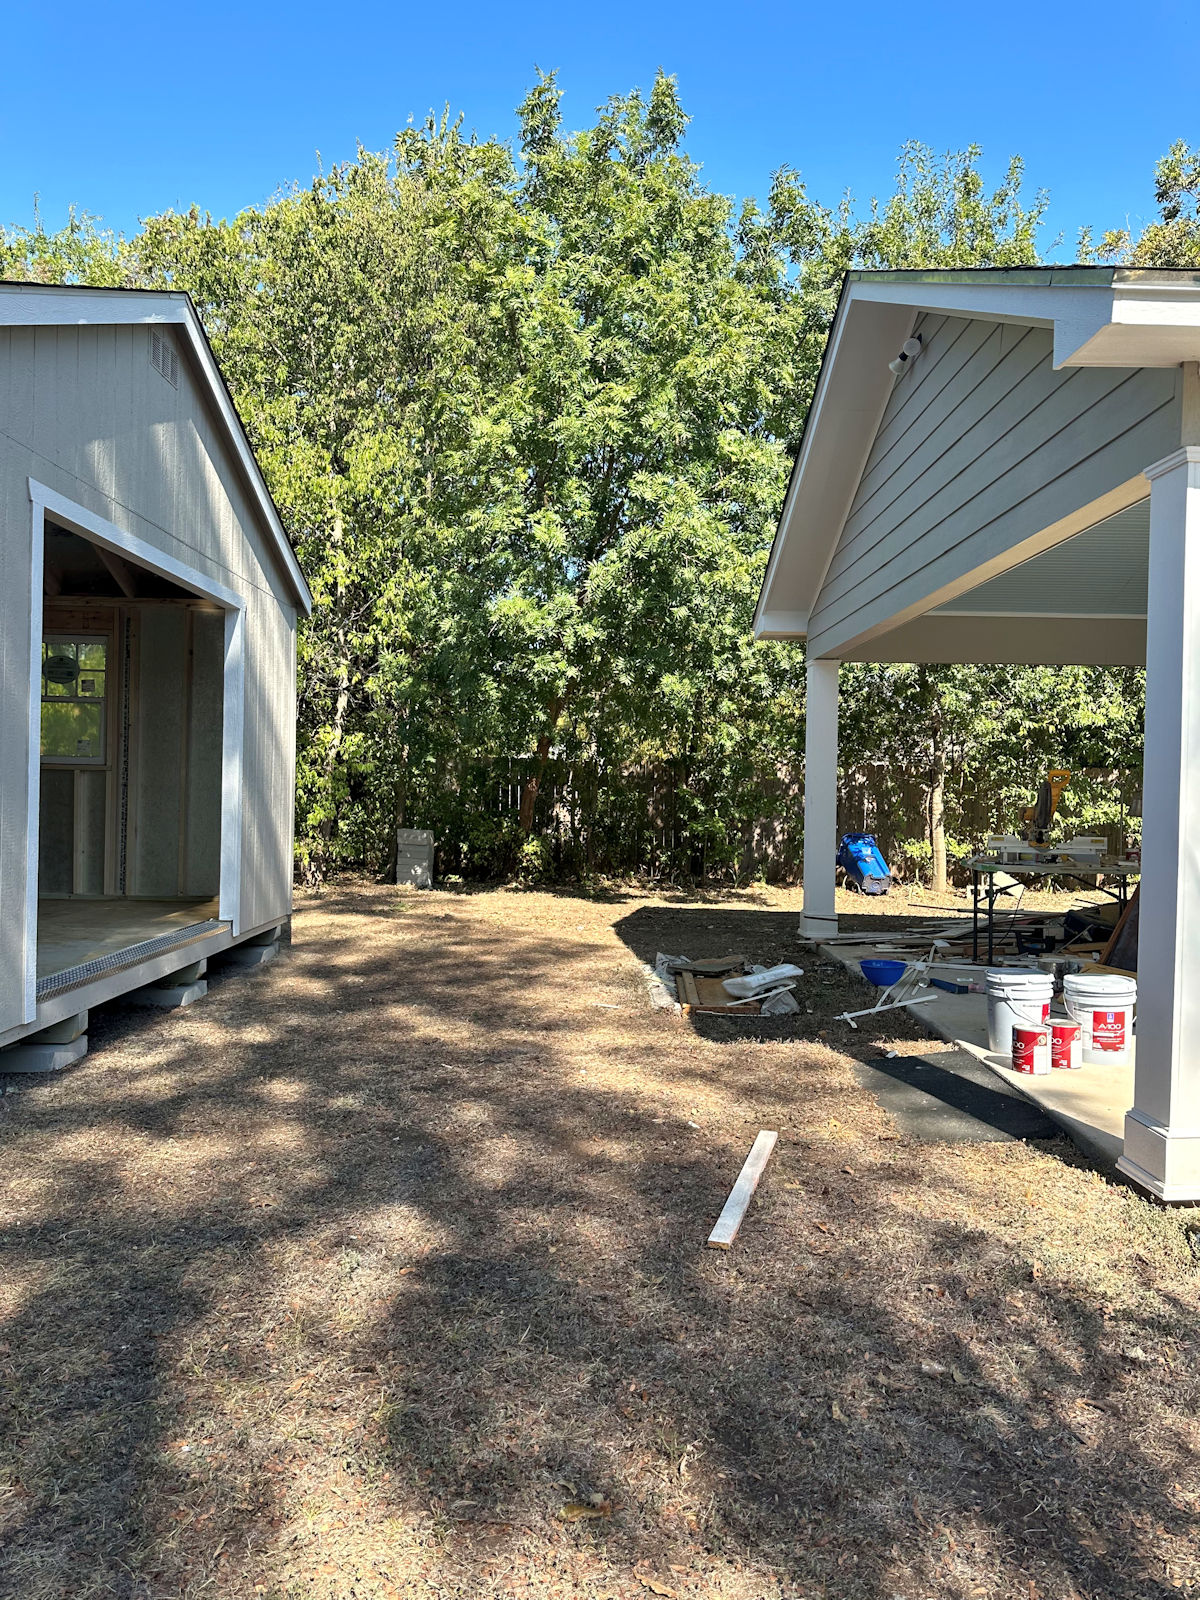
left=1, top=881, right=1198, bottom=1600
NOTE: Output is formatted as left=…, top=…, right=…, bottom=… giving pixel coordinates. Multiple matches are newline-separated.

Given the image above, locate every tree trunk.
left=518, top=697, right=564, bottom=834
left=928, top=738, right=948, bottom=894
left=377, top=744, right=408, bottom=882
left=308, top=511, right=350, bottom=887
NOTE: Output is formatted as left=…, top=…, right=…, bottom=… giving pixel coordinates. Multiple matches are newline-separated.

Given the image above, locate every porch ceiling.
left=931, top=499, right=1149, bottom=619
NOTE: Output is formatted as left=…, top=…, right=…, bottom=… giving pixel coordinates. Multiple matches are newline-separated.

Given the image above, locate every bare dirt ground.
left=1, top=881, right=1198, bottom=1600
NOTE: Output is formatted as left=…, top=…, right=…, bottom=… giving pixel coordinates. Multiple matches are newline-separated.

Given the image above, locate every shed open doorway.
left=36, top=520, right=230, bottom=995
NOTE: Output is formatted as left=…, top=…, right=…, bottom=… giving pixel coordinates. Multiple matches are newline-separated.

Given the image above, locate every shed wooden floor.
left=37, top=898, right=222, bottom=978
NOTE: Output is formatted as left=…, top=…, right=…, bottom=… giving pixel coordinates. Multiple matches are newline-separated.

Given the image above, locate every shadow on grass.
left=0, top=882, right=1195, bottom=1600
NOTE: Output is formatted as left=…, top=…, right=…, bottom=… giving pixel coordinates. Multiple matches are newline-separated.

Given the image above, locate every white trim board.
left=23, top=501, right=46, bottom=1021
left=22, top=482, right=246, bottom=1018
left=32, top=480, right=242, bottom=609
left=0, top=283, right=312, bottom=616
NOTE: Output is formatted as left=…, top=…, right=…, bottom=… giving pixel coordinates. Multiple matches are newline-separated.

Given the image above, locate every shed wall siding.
left=0, top=324, right=291, bottom=610
left=128, top=607, right=225, bottom=898
left=238, top=587, right=298, bottom=933
left=807, top=313, right=1181, bottom=657
left=0, top=325, right=299, bottom=1034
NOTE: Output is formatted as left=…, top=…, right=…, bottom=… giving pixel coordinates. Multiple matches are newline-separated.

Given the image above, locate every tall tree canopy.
left=1, top=79, right=1159, bottom=883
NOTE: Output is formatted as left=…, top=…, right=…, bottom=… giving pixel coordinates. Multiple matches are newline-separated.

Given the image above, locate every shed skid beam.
left=1120, top=446, right=1200, bottom=1201
left=801, top=657, right=840, bottom=939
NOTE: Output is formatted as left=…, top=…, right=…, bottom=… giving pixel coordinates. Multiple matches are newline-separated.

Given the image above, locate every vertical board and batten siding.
left=129, top=607, right=225, bottom=897
left=0, top=322, right=300, bottom=1034
left=806, top=312, right=1182, bottom=658
left=238, top=586, right=298, bottom=932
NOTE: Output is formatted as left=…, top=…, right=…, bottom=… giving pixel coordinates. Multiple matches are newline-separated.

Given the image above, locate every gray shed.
left=0, top=282, right=312, bottom=1066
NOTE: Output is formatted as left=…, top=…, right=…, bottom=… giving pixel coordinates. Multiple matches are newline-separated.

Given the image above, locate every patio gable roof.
left=755, top=268, right=1200, bottom=660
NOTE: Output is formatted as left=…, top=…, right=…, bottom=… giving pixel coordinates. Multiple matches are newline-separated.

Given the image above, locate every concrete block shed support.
left=128, top=960, right=208, bottom=1010
left=1120, top=446, right=1200, bottom=1201
left=216, top=923, right=283, bottom=970
left=801, top=656, right=840, bottom=940
left=1, top=1012, right=88, bottom=1073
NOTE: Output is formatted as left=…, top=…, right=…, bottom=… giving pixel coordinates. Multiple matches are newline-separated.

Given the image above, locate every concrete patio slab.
left=848, top=1048, right=1058, bottom=1144
left=821, top=940, right=1132, bottom=1172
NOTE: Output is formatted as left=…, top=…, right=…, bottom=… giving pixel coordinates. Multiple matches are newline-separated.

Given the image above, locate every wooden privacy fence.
left=463, top=758, right=1141, bottom=883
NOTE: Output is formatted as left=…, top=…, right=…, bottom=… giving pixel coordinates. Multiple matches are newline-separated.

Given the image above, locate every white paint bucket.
left=1063, top=973, right=1137, bottom=1067
left=985, top=970, right=1053, bottom=1056
left=1012, top=1024, right=1051, bottom=1075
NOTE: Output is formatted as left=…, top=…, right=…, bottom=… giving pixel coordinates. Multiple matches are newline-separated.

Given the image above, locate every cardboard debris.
left=652, top=954, right=803, bottom=1016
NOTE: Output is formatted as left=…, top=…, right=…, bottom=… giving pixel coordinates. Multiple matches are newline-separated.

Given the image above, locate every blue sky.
left=1, top=0, right=1189, bottom=254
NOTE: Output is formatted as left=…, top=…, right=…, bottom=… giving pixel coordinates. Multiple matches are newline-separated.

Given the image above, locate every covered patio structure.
left=756, top=266, right=1200, bottom=1202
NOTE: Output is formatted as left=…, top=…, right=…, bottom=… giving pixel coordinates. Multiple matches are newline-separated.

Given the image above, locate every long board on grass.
left=707, top=1130, right=779, bottom=1249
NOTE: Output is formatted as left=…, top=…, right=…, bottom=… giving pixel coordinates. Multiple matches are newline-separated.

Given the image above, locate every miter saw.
left=1019, top=768, right=1071, bottom=845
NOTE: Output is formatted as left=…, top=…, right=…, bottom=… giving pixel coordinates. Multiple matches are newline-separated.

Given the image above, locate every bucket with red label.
left=1063, top=973, right=1136, bottom=1067
left=1051, top=1020, right=1082, bottom=1071
left=1012, top=1024, right=1051, bottom=1075
left=985, top=970, right=1053, bottom=1056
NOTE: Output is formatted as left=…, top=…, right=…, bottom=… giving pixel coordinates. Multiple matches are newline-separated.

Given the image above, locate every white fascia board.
left=846, top=276, right=1127, bottom=370
left=848, top=276, right=1064, bottom=326
left=753, top=288, right=911, bottom=636
left=0, top=283, right=313, bottom=615
left=753, top=608, right=809, bottom=639
left=1061, top=284, right=1200, bottom=367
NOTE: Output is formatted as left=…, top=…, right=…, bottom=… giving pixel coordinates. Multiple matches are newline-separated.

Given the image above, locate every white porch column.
left=1120, top=445, right=1200, bottom=1201
left=801, top=656, right=840, bottom=940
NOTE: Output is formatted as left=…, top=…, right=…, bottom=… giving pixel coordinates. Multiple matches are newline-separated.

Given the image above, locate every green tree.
left=0, top=97, right=1145, bottom=885
left=1079, top=139, right=1200, bottom=267
left=132, top=138, right=525, bottom=881
left=0, top=203, right=127, bottom=284
left=476, top=72, right=808, bottom=840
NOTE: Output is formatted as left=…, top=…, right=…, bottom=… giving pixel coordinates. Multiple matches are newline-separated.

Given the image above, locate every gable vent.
left=149, top=327, right=179, bottom=387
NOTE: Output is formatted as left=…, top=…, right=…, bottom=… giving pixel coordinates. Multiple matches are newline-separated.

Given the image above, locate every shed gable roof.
left=0, top=282, right=312, bottom=614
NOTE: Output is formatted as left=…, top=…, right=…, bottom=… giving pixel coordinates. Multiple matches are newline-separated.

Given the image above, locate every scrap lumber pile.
left=803, top=889, right=1138, bottom=1032
left=654, top=953, right=804, bottom=1016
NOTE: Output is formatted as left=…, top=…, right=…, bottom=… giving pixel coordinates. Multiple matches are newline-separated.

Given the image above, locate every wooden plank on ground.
left=675, top=969, right=701, bottom=1007
left=670, top=954, right=747, bottom=975
left=707, top=1130, right=779, bottom=1249
left=676, top=972, right=764, bottom=1014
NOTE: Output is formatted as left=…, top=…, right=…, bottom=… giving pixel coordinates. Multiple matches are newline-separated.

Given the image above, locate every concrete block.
left=168, top=959, right=207, bottom=985
left=128, top=979, right=208, bottom=1009
left=29, top=1011, right=89, bottom=1045
left=242, top=925, right=283, bottom=948
left=1, top=1035, right=88, bottom=1073
left=222, top=940, right=280, bottom=969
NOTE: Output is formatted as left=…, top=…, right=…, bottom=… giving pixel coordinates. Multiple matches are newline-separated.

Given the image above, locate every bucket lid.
left=1063, top=972, right=1136, bottom=993
left=985, top=969, right=1053, bottom=986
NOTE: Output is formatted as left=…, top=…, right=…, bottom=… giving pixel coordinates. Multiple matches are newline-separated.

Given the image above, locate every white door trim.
left=24, top=480, right=245, bottom=1020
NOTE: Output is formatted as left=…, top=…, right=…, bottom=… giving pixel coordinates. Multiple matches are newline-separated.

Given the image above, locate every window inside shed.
left=41, top=638, right=108, bottom=762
